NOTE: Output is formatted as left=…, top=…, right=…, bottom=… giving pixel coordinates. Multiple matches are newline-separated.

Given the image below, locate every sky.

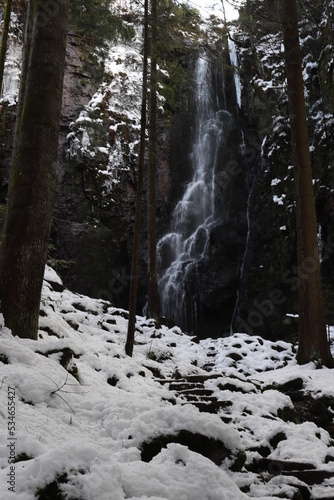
left=188, top=0, right=240, bottom=20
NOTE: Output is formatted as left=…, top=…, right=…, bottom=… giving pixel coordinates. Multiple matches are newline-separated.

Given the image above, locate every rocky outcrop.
left=2, top=2, right=334, bottom=342
left=156, top=49, right=250, bottom=338
left=51, top=30, right=137, bottom=304
left=229, top=2, right=334, bottom=340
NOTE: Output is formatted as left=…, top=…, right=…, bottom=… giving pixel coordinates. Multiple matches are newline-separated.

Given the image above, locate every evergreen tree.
left=69, top=0, right=132, bottom=83
left=281, top=0, right=333, bottom=366
left=0, top=0, right=69, bottom=339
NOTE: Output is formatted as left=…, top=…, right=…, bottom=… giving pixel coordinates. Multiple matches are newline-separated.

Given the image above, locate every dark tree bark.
left=281, top=0, right=333, bottom=366
left=146, top=0, right=160, bottom=325
left=125, top=0, right=149, bottom=357
left=10, top=0, right=34, bottom=170
left=0, top=0, right=12, bottom=97
left=0, top=0, right=69, bottom=339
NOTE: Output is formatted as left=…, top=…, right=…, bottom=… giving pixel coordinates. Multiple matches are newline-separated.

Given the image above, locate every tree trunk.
left=146, top=0, right=160, bottom=325
left=0, top=0, right=12, bottom=97
left=10, top=0, right=34, bottom=176
left=0, top=0, right=69, bottom=339
left=281, top=0, right=333, bottom=366
left=125, top=0, right=149, bottom=357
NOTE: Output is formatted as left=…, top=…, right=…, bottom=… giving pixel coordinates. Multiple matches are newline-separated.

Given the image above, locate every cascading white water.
left=228, top=38, right=241, bottom=109
left=1, top=40, right=22, bottom=105
left=158, top=55, right=231, bottom=332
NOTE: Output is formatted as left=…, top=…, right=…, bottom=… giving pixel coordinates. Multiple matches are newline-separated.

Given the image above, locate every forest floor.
left=0, top=266, right=333, bottom=500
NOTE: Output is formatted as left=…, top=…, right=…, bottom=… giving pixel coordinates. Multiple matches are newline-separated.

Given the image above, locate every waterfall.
left=1, top=38, right=22, bottom=105
left=228, top=38, right=241, bottom=109
left=158, top=55, right=231, bottom=333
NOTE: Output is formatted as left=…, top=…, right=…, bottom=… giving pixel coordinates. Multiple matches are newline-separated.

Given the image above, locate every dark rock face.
left=51, top=32, right=135, bottom=304
left=0, top=25, right=300, bottom=342
left=185, top=218, right=248, bottom=337
left=1, top=6, right=333, bottom=344
left=229, top=3, right=334, bottom=342
left=53, top=40, right=252, bottom=339
left=158, top=51, right=250, bottom=338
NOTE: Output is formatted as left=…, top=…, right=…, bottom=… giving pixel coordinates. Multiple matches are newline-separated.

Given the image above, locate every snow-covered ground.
left=0, top=266, right=333, bottom=499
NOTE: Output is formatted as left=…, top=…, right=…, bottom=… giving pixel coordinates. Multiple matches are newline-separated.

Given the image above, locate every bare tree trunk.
left=125, top=0, right=149, bottom=357
left=10, top=0, right=33, bottom=176
left=0, top=0, right=12, bottom=97
left=281, top=0, right=333, bottom=366
left=0, top=0, right=69, bottom=339
left=146, top=0, right=160, bottom=325
left=325, top=0, right=334, bottom=42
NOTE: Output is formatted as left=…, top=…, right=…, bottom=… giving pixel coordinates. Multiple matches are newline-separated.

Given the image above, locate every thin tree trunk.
left=125, top=0, right=149, bottom=357
left=0, top=0, right=69, bottom=339
left=281, top=0, right=333, bottom=366
left=9, top=0, right=33, bottom=185
left=0, top=0, right=12, bottom=97
left=146, top=0, right=160, bottom=325
left=325, top=0, right=334, bottom=41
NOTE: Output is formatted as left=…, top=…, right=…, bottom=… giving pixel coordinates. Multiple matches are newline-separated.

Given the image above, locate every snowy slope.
left=0, top=266, right=333, bottom=499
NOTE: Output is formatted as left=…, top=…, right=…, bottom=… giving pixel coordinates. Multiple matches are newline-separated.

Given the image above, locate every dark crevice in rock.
left=185, top=399, right=233, bottom=413
left=281, top=469, right=334, bottom=486
left=140, top=430, right=231, bottom=466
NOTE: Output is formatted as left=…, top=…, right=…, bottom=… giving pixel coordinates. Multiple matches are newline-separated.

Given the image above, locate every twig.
left=0, top=376, right=6, bottom=390
left=47, top=374, right=76, bottom=413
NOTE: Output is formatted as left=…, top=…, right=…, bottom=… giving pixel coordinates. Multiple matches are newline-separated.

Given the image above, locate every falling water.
left=158, top=55, right=232, bottom=333
left=228, top=38, right=241, bottom=109
left=1, top=40, right=22, bottom=105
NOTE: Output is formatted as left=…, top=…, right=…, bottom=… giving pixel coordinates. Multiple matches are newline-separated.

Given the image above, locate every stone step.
left=154, top=378, right=180, bottom=385
left=311, top=495, right=334, bottom=500
left=184, top=373, right=222, bottom=383
left=180, top=395, right=218, bottom=403
left=247, top=458, right=334, bottom=486
left=247, top=457, right=316, bottom=474
left=176, top=388, right=214, bottom=398
left=282, top=469, right=334, bottom=485
left=155, top=373, right=222, bottom=385
left=184, top=400, right=233, bottom=413
left=169, top=382, right=204, bottom=391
